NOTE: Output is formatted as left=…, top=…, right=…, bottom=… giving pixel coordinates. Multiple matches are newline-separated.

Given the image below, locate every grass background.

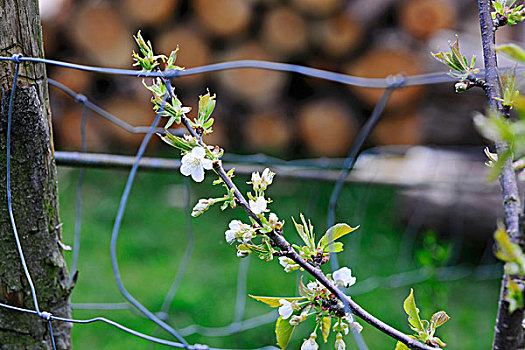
left=57, top=165, right=500, bottom=349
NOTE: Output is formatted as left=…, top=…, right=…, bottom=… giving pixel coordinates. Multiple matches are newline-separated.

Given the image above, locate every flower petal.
left=180, top=162, right=194, bottom=176
left=192, top=146, right=206, bottom=158
left=192, top=165, right=205, bottom=182
left=202, top=158, right=213, bottom=170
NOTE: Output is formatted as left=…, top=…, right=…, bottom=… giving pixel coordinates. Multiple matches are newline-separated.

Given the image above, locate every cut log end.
left=298, top=99, right=359, bottom=156
left=193, top=0, right=252, bottom=38
left=243, top=109, right=293, bottom=152
left=398, top=0, right=456, bottom=40
left=261, top=6, right=308, bottom=57
left=346, top=50, right=424, bottom=110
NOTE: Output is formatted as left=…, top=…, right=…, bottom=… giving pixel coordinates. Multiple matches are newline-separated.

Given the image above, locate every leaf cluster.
left=395, top=289, right=449, bottom=349
left=431, top=35, right=479, bottom=84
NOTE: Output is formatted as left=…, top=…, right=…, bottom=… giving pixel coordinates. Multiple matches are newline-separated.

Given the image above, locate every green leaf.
left=403, top=289, right=426, bottom=334
left=249, top=295, right=305, bottom=308
left=395, top=341, right=410, bottom=350
left=275, top=316, right=296, bottom=349
left=430, top=311, right=450, bottom=330
left=292, top=216, right=311, bottom=248
left=321, top=317, right=331, bottom=343
left=298, top=277, right=313, bottom=297
left=496, top=44, right=525, bottom=64
left=318, top=223, right=359, bottom=249
left=323, top=242, right=343, bottom=253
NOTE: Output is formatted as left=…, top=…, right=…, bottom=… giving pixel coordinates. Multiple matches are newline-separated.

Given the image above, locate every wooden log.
left=311, top=13, right=362, bottom=58
left=193, top=0, right=252, bottom=38
left=398, top=0, right=456, bottom=40
left=243, top=109, right=293, bottom=153
left=53, top=107, right=109, bottom=152
left=0, top=2, right=72, bottom=347
left=371, top=111, right=422, bottom=145
left=345, top=50, right=424, bottom=110
left=156, top=25, right=211, bottom=85
left=69, top=2, right=133, bottom=67
left=291, top=0, right=343, bottom=17
left=122, top=0, right=179, bottom=26
left=261, top=6, right=308, bottom=58
left=218, top=43, right=287, bottom=106
left=297, top=99, right=359, bottom=156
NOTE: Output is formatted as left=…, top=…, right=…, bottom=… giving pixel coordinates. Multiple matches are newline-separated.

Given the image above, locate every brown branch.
left=159, top=77, right=437, bottom=350
left=477, top=1, right=524, bottom=349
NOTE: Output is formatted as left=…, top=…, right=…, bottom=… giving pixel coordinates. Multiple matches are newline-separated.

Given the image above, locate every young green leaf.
left=323, top=242, right=344, bottom=253
left=496, top=43, right=525, bottom=64
left=249, top=295, right=305, bottom=308
left=430, top=311, right=450, bottom=332
left=275, top=316, right=296, bottom=349
left=292, top=216, right=312, bottom=249
left=321, top=317, right=331, bottom=343
left=395, top=341, right=410, bottom=350
left=403, top=289, right=426, bottom=334
left=318, top=223, right=359, bottom=249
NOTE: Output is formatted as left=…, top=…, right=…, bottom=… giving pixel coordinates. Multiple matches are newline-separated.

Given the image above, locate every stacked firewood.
left=41, top=0, right=520, bottom=156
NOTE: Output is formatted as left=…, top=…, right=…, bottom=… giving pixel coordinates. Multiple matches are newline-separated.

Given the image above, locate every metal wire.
left=5, top=57, right=42, bottom=316
left=1, top=56, right=461, bottom=87
left=0, top=54, right=499, bottom=350
left=108, top=94, right=189, bottom=347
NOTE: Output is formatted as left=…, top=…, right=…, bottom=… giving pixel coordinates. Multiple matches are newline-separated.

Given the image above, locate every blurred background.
left=38, top=0, right=525, bottom=348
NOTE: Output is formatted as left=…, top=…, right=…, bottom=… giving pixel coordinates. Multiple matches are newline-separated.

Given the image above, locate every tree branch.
left=160, top=77, right=437, bottom=350
left=477, top=1, right=524, bottom=349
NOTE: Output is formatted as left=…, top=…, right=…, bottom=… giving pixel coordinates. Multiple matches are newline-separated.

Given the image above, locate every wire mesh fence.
left=0, top=54, right=503, bottom=349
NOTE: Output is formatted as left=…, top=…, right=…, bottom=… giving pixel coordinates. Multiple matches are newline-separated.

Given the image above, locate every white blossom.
left=289, top=315, right=302, bottom=325
left=249, top=196, right=267, bottom=215
left=180, top=147, right=213, bottom=182
left=225, top=220, right=251, bottom=244
left=278, top=299, right=294, bottom=319
left=260, top=168, right=275, bottom=190
left=268, top=212, right=278, bottom=224
left=335, top=333, right=345, bottom=350
left=191, top=198, right=214, bottom=217
left=333, top=267, right=356, bottom=288
left=301, top=333, right=319, bottom=350
left=249, top=171, right=262, bottom=191
left=242, top=230, right=254, bottom=243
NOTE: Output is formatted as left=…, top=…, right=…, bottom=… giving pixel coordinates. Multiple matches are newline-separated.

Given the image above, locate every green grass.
left=57, top=167, right=500, bottom=349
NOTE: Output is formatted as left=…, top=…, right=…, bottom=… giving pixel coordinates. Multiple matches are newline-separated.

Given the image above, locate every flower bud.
left=191, top=198, right=214, bottom=217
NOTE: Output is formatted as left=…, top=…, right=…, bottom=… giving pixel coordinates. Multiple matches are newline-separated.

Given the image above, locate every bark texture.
left=0, top=0, right=72, bottom=349
left=477, top=0, right=525, bottom=349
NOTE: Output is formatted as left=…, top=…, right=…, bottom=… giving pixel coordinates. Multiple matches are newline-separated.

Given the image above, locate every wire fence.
left=0, top=54, right=502, bottom=350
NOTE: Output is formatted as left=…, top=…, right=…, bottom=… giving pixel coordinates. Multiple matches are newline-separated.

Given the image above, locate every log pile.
left=40, top=0, right=511, bottom=156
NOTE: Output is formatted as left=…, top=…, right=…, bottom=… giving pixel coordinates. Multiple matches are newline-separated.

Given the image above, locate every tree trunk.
left=0, top=0, right=72, bottom=349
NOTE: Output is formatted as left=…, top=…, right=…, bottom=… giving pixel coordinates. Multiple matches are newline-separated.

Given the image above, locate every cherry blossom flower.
left=278, top=299, right=294, bottom=319
left=249, top=171, right=262, bottom=191
left=180, top=147, right=213, bottom=182
left=260, top=168, right=275, bottom=190
left=333, top=267, right=356, bottom=288
left=335, top=333, right=346, bottom=350
left=249, top=196, right=268, bottom=215
left=301, top=333, right=319, bottom=350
